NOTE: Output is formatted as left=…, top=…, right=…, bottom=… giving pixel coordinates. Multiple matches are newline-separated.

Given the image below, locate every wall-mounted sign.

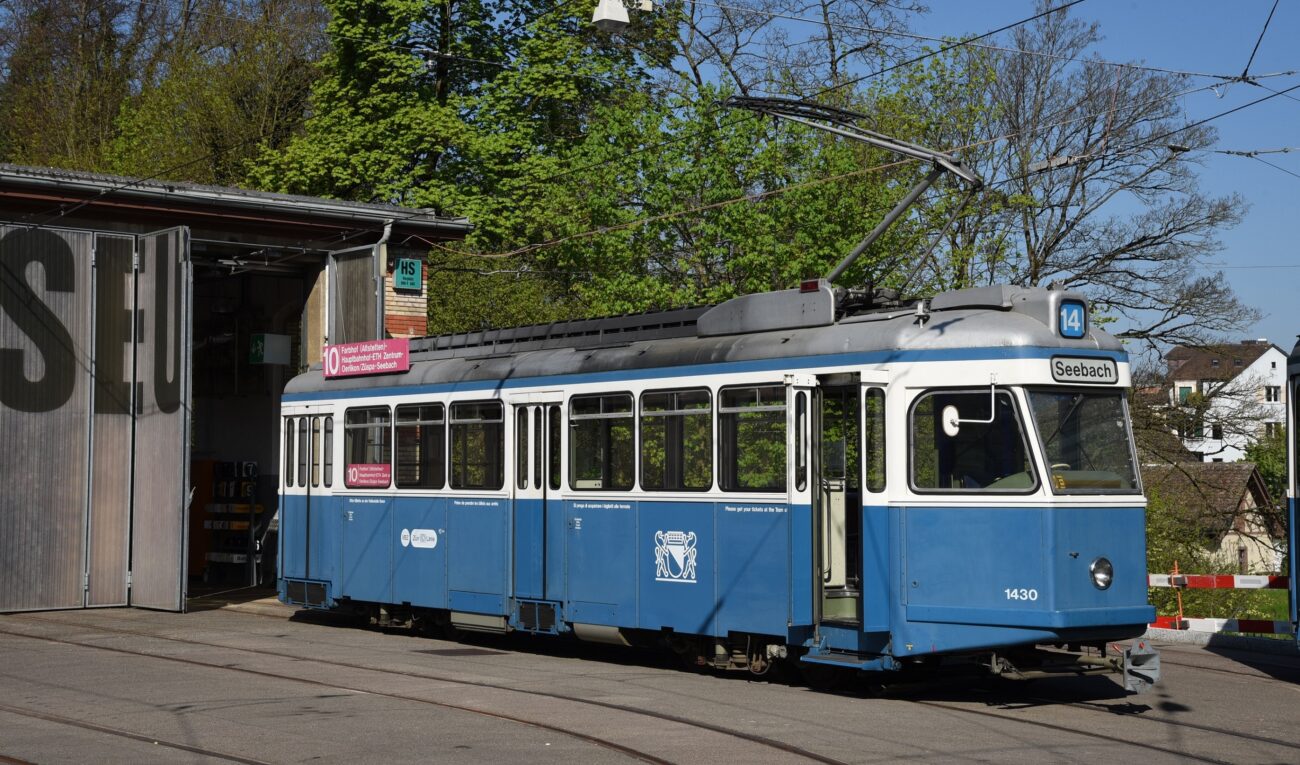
left=249, top=333, right=290, bottom=365
left=323, top=339, right=409, bottom=378
left=393, top=258, right=422, bottom=291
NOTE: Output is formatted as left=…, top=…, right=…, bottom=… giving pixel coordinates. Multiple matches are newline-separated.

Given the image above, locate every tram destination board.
left=323, top=339, right=410, bottom=378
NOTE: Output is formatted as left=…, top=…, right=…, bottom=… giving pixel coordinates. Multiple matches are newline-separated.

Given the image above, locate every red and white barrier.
left=1146, top=573, right=1295, bottom=635
left=1150, top=615, right=1293, bottom=634
left=1148, top=574, right=1289, bottom=589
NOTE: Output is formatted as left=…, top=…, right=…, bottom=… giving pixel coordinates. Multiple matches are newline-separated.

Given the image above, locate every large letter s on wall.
left=0, top=228, right=76, bottom=413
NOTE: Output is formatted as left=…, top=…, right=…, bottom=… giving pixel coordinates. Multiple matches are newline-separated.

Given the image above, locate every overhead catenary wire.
left=423, top=77, right=1237, bottom=261
left=687, top=0, right=1289, bottom=83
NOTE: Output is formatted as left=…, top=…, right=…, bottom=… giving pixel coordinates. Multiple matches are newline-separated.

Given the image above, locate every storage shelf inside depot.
left=191, top=460, right=265, bottom=583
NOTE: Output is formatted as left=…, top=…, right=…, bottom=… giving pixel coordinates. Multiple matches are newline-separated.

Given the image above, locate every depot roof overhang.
left=0, top=164, right=473, bottom=252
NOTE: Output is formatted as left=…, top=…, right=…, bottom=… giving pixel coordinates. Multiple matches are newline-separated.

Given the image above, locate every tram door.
left=811, top=374, right=863, bottom=625
left=510, top=398, right=559, bottom=601
left=282, top=407, right=334, bottom=584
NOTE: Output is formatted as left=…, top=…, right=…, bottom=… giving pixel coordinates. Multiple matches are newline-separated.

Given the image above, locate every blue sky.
left=924, top=0, right=1298, bottom=349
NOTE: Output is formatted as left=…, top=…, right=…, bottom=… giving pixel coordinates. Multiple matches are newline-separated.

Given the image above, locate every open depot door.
left=0, top=225, right=191, bottom=612
left=129, top=228, right=193, bottom=611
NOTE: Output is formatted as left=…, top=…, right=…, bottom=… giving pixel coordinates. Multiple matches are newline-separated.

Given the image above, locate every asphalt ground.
left=1, top=595, right=1297, bottom=764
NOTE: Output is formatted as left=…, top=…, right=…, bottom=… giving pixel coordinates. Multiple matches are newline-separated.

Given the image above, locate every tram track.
left=0, top=701, right=272, bottom=764
left=15, top=613, right=1300, bottom=763
left=0, top=619, right=846, bottom=765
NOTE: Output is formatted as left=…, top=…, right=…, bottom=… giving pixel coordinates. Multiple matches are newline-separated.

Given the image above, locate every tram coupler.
left=1118, top=640, right=1160, bottom=693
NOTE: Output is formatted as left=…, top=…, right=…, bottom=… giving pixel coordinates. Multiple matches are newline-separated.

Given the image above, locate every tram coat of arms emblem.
left=654, top=530, right=698, bottom=583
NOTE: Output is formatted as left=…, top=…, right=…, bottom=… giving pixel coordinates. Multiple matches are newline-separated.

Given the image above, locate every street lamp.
left=592, top=0, right=653, bottom=33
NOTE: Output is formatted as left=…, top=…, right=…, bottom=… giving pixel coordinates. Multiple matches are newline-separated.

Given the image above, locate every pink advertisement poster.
left=346, top=463, right=391, bottom=488
left=323, top=339, right=410, bottom=378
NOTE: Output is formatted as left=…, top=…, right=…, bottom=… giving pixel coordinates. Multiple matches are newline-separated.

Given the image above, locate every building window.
left=1234, top=358, right=1243, bottom=367
left=1211, top=424, right=1223, bottom=440
left=1264, top=422, right=1280, bottom=438
left=640, top=389, right=712, bottom=491
left=570, top=393, right=634, bottom=491
left=1178, top=386, right=1192, bottom=404
left=1265, top=386, right=1280, bottom=402
left=1211, top=359, right=1220, bottom=368
left=450, top=401, right=504, bottom=490
left=719, top=385, right=787, bottom=492
left=395, top=404, right=445, bottom=489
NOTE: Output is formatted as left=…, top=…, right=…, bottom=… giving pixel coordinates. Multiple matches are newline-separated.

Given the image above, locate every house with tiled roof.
left=1141, top=462, right=1283, bottom=574
left=1164, top=340, right=1287, bottom=462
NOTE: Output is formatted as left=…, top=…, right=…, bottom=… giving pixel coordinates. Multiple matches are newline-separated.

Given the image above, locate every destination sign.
left=1051, top=356, right=1117, bottom=385
left=323, top=339, right=410, bottom=378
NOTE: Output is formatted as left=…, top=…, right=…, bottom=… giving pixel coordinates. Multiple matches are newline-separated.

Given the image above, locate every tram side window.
left=344, top=407, right=392, bottom=488
left=323, top=417, right=334, bottom=488
left=311, top=418, right=322, bottom=487
left=570, top=393, right=634, bottom=490
left=450, top=401, right=504, bottom=490
left=395, top=404, right=445, bottom=489
left=865, top=388, right=885, bottom=492
left=548, top=405, right=562, bottom=490
left=641, top=389, right=712, bottom=491
left=297, top=418, right=309, bottom=487
left=284, top=418, right=295, bottom=488
left=533, top=408, right=543, bottom=490
left=910, top=390, right=1036, bottom=493
left=516, top=407, right=529, bottom=490
left=720, top=385, right=787, bottom=492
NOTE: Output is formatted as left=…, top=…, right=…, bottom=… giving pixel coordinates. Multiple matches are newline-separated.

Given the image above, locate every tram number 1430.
left=1004, top=588, right=1040, bottom=601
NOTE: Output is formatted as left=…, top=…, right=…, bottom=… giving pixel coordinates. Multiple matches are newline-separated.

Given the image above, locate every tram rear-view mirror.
left=942, top=405, right=962, bottom=437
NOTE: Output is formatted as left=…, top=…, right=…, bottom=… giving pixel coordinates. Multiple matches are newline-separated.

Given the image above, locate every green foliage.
left=1244, top=431, right=1287, bottom=507
left=1145, top=486, right=1277, bottom=620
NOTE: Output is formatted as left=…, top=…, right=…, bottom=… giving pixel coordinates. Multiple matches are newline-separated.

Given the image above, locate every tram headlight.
left=1089, top=557, right=1114, bottom=590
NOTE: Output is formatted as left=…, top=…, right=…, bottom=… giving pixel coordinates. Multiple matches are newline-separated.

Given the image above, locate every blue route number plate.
left=1059, top=300, right=1087, bottom=339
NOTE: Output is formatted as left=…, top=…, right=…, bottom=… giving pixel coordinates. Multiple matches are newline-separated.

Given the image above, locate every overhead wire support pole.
left=724, top=95, right=984, bottom=285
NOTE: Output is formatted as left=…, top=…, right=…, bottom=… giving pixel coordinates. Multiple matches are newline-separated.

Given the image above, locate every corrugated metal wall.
left=0, top=226, right=93, bottom=611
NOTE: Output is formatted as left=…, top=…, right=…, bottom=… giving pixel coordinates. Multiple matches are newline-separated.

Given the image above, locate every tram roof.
left=286, top=284, right=1127, bottom=396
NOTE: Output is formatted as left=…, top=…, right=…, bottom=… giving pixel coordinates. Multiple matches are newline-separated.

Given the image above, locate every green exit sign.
left=393, top=258, right=422, bottom=291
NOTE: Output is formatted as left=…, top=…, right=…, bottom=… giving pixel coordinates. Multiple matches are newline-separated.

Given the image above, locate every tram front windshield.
left=1028, top=390, right=1139, bottom=494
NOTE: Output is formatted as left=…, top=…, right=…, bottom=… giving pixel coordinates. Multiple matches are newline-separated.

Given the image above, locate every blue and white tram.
left=1288, top=339, right=1299, bottom=645
left=278, top=282, right=1159, bottom=688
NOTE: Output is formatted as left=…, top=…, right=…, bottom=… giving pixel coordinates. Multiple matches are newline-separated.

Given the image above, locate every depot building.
left=0, top=164, right=470, bottom=612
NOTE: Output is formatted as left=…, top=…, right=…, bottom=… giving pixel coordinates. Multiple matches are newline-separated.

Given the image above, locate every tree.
left=106, top=0, right=328, bottom=186
left=894, top=3, right=1256, bottom=349
left=0, top=0, right=326, bottom=184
